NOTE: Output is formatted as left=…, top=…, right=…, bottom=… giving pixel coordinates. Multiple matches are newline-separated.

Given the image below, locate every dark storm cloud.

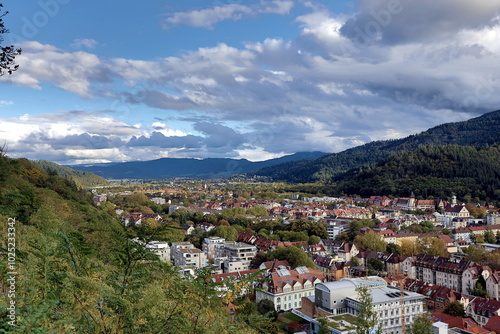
left=193, top=122, right=246, bottom=148
left=341, top=0, right=500, bottom=45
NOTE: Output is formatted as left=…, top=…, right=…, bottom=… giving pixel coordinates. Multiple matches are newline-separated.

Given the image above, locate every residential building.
left=313, top=255, right=351, bottom=281
left=323, top=240, right=358, bottom=262
left=215, top=241, right=257, bottom=262
left=210, top=269, right=260, bottom=298
left=467, top=297, right=500, bottom=327
left=404, top=279, right=471, bottom=314
left=202, top=236, right=225, bottom=259
left=402, top=257, right=417, bottom=279
left=429, top=312, right=490, bottom=334
left=413, top=254, right=474, bottom=293
left=302, top=244, right=327, bottom=257
left=221, top=257, right=251, bottom=273
left=487, top=214, right=500, bottom=226
left=336, top=242, right=359, bottom=262
left=180, top=224, right=195, bottom=235
left=484, top=315, right=500, bottom=333
left=255, top=264, right=325, bottom=312
left=146, top=241, right=170, bottom=262
left=170, top=242, right=208, bottom=269
left=324, top=220, right=347, bottom=240
left=487, top=271, right=500, bottom=301
left=462, top=265, right=491, bottom=295
left=356, top=251, right=406, bottom=275
left=150, top=197, right=166, bottom=205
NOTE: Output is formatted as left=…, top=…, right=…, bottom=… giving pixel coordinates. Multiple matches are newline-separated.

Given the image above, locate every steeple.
left=409, top=192, right=416, bottom=210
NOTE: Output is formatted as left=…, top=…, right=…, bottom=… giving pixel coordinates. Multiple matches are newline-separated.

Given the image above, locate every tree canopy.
left=443, top=301, right=466, bottom=317
left=0, top=153, right=266, bottom=333
left=0, top=4, right=21, bottom=76
left=409, top=313, right=433, bottom=334
left=266, top=246, right=316, bottom=268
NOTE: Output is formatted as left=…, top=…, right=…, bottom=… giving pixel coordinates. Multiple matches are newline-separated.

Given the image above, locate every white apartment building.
left=202, top=236, right=226, bottom=259
left=146, top=241, right=171, bottom=262
left=170, top=242, right=208, bottom=269
left=324, top=220, right=347, bottom=240
left=221, top=258, right=251, bottom=273
left=215, top=241, right=257, bottom=261
left=487, top=214, right=500, bottom=226
left=314, top=278, right=426, bottom=334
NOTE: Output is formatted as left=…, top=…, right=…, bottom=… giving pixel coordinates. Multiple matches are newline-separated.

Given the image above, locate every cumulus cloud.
left=340, top=0, right=500, bottom=45
left=3, top=1, right=500, bottom=163
left=162, top=0, right=294, bottom=29
left=0, top=44, right=110, bottom=97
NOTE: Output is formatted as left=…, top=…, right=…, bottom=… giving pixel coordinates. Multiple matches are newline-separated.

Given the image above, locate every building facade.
left=256, top=265, right=325, bottom=311
left=146, top=241, right=171, bottom=262
left=170, top=242, right=208, bottom=269
left=313, top=278, right=426, bottom=334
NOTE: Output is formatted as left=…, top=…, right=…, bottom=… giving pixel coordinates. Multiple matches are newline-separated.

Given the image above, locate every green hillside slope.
left=0, top=151, right=264, bottom=333
left=334, top=144, right=500, bottom=201
left=32, top=160, right=108, bottom=188
left=254, top=110, right=500, bottom=183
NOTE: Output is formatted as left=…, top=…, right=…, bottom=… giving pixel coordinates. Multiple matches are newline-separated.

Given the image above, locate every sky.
left=1, top=0, right=500, bottom=165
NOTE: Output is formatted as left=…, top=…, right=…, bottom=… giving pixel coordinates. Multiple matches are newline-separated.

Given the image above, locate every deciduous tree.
left=416, top=237, right=449, bottom=257
left=465, top=245, right=486, bottom=263
left=443, top=301, right=466, bottom=317
left=267, top=246, right=316, bottom=268
left=0, top=4, right=21, bottom=76
left=354, top=285, right=381, bottom=334
left=354, top=230, right=387, bottom=252
left=409, top=313, right=433, bottom=334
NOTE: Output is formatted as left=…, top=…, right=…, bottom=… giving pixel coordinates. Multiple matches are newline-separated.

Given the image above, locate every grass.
left=328, top=313, right=358, bottom=331
left=281, top=313, right=304, bottom=323
left=332, top=314, right=358, bottom=323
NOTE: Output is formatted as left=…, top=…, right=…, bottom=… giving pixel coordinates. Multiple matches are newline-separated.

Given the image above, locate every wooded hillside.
left=0, top=151, right=265, bottom=333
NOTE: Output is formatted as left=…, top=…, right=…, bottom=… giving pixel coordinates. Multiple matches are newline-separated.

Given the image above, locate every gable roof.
left=430, top=312, right=489, bottom=334
left=484, top=315, right=500, bottom=334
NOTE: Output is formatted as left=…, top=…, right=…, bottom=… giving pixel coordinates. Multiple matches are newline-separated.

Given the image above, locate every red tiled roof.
left=484, top=315, right=500, bottom=334
left=430, top=312, right=489, bottom=334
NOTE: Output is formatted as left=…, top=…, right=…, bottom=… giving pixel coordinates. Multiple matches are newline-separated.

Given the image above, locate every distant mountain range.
left=60, top=109, right=500, bottom=201
left=252, top=110, right=500, bottom=184
left=67, top=151, right=328, bottom=179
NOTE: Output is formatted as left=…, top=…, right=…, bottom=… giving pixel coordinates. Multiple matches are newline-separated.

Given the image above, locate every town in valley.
left=91, top=179, right=500, bottom=334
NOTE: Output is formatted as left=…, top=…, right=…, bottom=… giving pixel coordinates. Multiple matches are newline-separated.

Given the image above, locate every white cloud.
left=71, top=38, right=99, bottom=49
left=1, top=47, right=104, bottom=97
left=3, top=1, right=500, bottom=163
left=162, top=0, right=294, bottom=29
left=0, top=100, right=14, bottom=106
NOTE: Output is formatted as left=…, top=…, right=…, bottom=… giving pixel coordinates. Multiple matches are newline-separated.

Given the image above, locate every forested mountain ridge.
left=0, top=151, right=265, bottom=333
left=32, top=159, right=108, bottom=188
left=334, top=144, right=500, bottom=201
left=252, top=110, right=500, bottom=183
left=68, top=151, right=327, bottom=179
